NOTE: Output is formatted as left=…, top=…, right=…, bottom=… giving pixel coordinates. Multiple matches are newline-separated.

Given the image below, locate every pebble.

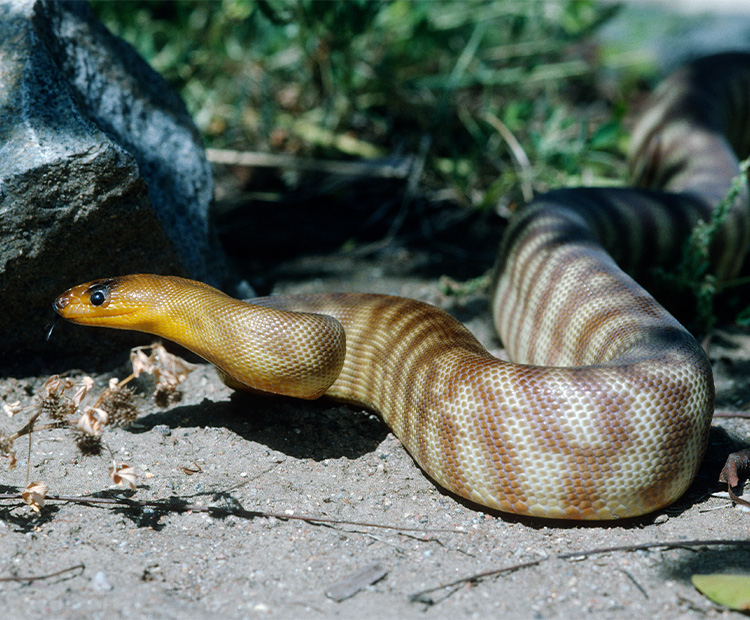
left=92, top=571, right=113, bottom=591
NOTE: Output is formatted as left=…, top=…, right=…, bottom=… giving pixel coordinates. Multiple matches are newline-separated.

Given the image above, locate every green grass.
left=667, top=157, right=750, bottom=334
left=91, top=0, right=628, bottom=209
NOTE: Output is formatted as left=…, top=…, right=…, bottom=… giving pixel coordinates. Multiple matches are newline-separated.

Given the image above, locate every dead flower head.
left=72, top=407, right=107, bottom=456
left=41, top=375, right=74, bottom=398
left=77, top=407, right=107, bottom=435
left=97, top=382, right=139, bottom=428
left=38, top=374, right=77, bottom=421
left=22, top=481, right=48, bottom=513
left=109, top=463, right=137, bottom=490
left=130, top=347, right=153, bottom=378
left=130, top=343, right=195, bottom=407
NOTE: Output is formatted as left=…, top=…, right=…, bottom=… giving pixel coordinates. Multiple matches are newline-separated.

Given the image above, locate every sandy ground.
left=3, top=4, right=750, bottom=618
left=1, top=236, right=749, bottom=620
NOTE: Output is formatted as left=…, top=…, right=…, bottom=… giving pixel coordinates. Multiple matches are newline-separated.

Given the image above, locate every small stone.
left=154, top=425, right=172, bottom=437
left=91, top=571, right=113, bottom=592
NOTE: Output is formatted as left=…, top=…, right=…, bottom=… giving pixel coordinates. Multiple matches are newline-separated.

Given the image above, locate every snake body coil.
left=55, top=54, right=750, bottom=519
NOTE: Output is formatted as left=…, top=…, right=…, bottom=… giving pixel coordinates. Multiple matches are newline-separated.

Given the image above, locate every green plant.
left=655, top=156, right=750, bottom=334
left=91, top=0, right=625, bottom=207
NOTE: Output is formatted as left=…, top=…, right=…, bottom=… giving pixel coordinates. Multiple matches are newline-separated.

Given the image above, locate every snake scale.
left=55, top=54, right=750, bottom=520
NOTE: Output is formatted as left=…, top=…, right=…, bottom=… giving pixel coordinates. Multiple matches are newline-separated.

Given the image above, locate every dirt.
left=1, top=219, right=749, bottom=620
left=3, top=5, right=750, bottom=616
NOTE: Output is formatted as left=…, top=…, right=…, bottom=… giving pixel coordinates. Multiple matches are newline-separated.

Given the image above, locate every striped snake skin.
left=55, top=54, right=750, bottom=520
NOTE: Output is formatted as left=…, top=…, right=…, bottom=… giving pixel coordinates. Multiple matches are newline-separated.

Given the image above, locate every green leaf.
left=692, top=574, right=750, bottom=610
left=589, top=119, right=621, bottom=150
left=736, top=306, right=750, bottom=326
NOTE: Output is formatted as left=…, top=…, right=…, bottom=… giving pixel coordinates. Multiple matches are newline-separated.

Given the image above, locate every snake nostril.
left=53, top=295, right=69, bottom=312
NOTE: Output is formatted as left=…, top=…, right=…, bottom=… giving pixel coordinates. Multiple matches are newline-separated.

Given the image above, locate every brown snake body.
left=55, top=54, right=750, bottom=520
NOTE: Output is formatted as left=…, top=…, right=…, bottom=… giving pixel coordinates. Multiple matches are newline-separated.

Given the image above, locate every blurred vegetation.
left=91, top=0, right=633, bottom=212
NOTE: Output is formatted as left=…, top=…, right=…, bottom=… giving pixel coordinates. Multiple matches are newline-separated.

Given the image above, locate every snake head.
left=53, top=276, right=153, bottom=329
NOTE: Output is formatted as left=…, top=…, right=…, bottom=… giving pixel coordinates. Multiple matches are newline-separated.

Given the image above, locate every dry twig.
left=206, top=147, right=412, bottom=179
left=409, top=539, right=750, bottom=605
left=0, top=490, right=465, bottom=535
left=0, top=563, right=84, bottom=584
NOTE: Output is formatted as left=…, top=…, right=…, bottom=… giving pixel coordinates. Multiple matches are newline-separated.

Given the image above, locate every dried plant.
left=95, top=381, right=139, bottom=428
left=72, top=407, right=106, bottom=456
left=38, top=375, right=78, bottom=422
left=129, top=343, right=195, bottom=407
left=21, top=481, right=48, bottom=513
left=0, top=433, right=16, bottom=469
left=1, top=342, right=195, bottom=511
left=3, top=401, right=22, bottom=418
left=109, top=462, right=137, bottom=490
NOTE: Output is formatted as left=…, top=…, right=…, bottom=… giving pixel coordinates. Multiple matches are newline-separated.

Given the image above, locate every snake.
left=53, top=53, right=750, bottom=520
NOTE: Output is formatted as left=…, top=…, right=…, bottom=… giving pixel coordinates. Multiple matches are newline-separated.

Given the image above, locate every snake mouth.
left=54, top=303, right=138, bottom=321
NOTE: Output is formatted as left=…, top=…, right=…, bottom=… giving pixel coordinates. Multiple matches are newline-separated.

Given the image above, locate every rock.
left=0, top=0, right=228, bottom=368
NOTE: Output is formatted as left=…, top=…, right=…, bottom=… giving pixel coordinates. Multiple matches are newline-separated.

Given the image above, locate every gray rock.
left=0, top=0, right=228, bottom=367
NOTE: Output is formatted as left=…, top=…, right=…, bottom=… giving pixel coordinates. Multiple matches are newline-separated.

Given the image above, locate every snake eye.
left=88, top=286, right=108, bottom=306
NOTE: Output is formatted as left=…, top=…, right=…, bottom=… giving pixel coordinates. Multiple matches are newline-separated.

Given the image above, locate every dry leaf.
left=3, top=401, right=22, bottom=417
left=71, top=376, right=94, bottom=407
left=150, top=342, right=196, bottom=382
left=42, top=375, right=62, bottom=397
left=110, top=463, right=137, bottom=490
left=42, top=375, right=74, bottom=398
left=693, top=574, right=750, bottom=610
left=130, top=347, right=154, bottom=378
left=129, top=343, right=195, bottom=407
left=77, top=408, right=103, bottom=436
left=22, top=481, right=49, bottom=513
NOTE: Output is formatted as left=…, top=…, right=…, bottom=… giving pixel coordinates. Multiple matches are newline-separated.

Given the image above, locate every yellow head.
left=53, top=274, right=215, bottom=334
